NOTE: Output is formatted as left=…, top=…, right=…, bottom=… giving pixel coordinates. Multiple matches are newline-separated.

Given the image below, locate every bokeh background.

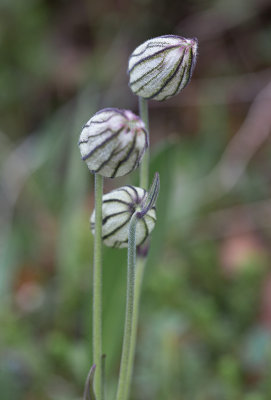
left=1, top=0, right=271, bottom=399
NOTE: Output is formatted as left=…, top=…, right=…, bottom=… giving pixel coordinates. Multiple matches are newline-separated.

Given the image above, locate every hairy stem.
left=124, top=256, right=146, bottom=400
left=117, top=97, right=150, bottom=400
left=123, top=97, right=150, bottom=399
left=93, top=173, right=104, bottom=400
left=116, top=212, right=138, bottom=400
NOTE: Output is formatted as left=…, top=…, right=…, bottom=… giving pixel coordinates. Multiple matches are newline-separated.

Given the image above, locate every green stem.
left=122, top=98, right=150, bottom=399
left=139, top=97, right=149, bottom=190
left=93, top=173, right=104, bottom=400
left=116, top=97, right=150, bottom=400
left=124, top=256, right=146, bottom=400
left=116, top=212, right=138, bottom=400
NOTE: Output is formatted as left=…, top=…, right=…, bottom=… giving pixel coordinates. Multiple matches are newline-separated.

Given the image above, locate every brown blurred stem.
left=139, top=97, right=149, bottom=190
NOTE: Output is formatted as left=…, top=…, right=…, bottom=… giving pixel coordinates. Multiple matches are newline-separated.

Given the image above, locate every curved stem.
left=93, top=173, right=104, bottom=400
left=139, top=97, right=149, bottom=190
left=116, top=213, right=138, bottom=400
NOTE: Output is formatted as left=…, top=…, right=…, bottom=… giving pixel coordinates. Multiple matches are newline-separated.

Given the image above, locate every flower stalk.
left=93, top=173, right=104, bottom=400
left=116, top=173, right=160, bottom=400
left=123, top=256, right=145, bottom=400
left=115, top=211, right=138, bottom=400
left=123, top=96, right=150, bottom=400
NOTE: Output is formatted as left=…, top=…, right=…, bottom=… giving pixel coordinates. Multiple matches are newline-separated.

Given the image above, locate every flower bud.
left=91, top=185, right=156, bottom=248
left=78, top=108, right=148, bottom=178
left=128, top=35, right=198, bottom=101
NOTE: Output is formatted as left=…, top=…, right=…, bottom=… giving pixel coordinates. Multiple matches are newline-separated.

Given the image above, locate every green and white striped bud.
left=90, top=185, right=156, bottom=248
left=78, top=108, right=148, bottom=178
left=128, top=35, right=198, bottom=101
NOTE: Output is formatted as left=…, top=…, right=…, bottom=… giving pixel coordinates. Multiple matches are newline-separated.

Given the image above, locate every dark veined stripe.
left=181, top=65, right=191, bottom=92
left=92, top=141, right=123, bottom=173
left=143, top=217, right=149, bottom=236
left=186, top=47, right=194, bottom=78
left=143, top=128, right=149, bottom=148
left=169, top=64, right=191, bottom=103
left=128, top=45, right=180, bottom=74
left=103, top=198, right=131, bottom=207
left=146, top=51, right=185, bottom=100
left=190, top=49, right=197, bottom=77
left=112, top=144, right=126, bottom=157
left=102, top=210, right=129, bottom=225
left=163, top=48, right=193, bottom=101
left=113, top=239, right=128, bottom=248
left=132, top=72, right=159, bottom=96
left=131, top=149, right=140, bottom=171
left=171, top=47, right=195, bottom=98
left=78, top=138, right=89, bottom=145
left=130, top=40, right=180, bottom=58
left=131, top=58, right=166, bottom=94
left=138, top=218, right=149, bottom=246
left=130, top=35, right=184, bottom=58
left=166, top=64, right=186, bottom=100
left=92, top=147, right=116, bottom=173
left=94, top=108, right=126, bottom=118
left=183, top=47, right=195, bottom=84
left=160, top=67, right=185, bottom=101
left=111, top=134, right=137, bottom=178
left=102, top=215, right=131, bottom=240
left=159, top=34, right=186, bottom=40
left=129, top=58, right=164, bottom=86
left=93, top=142, right=124, bottom=174
left=126, top=185, right=142, bottom=204
left=78, top=127, right=115, bottom=145
left=145, top=213, right=157, bottom=224
left=96, top=150, right=126, bottom=175
left=82, top=128, right=122, bottom=161
left=116, top=187, right=135, bottom=203
left=90, top=114, right=116, bottom=124
left=129, top=127, right=148, bottom=150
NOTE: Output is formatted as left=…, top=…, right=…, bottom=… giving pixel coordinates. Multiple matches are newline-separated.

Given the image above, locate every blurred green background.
left=1, top=0, right=271, bottom=399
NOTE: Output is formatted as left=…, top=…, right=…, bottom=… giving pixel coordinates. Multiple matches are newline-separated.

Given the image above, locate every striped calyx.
left=128, top=35, right=198, bottom=101
left=90, top=185, right=156, bottom=248
left=78, top=108, right=148, bottom=178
